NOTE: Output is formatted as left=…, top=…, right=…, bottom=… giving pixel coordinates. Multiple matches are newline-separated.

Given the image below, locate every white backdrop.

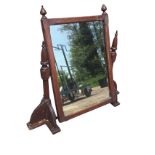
left=0, top=0, right=155, bottom=155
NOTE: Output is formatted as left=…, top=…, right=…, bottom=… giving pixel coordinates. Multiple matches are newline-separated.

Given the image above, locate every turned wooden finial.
left=112, top=31, right=118, bottom=50
left=40, top=5, right=47, bottom=18
left=101, top=4, right=107, bottom=13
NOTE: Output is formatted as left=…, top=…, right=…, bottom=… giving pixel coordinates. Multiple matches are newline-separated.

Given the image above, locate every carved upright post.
left=101, top=4, right=119, bottom=107
left=111, top=31, right=118, bottom=66
left=27, top=6, right=60, bottom=134
left=110, top=31, right=120, bottom=106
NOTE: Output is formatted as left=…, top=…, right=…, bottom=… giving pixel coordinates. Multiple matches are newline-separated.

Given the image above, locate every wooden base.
left=27, top=98, right=60, bottom=134
left=111, top=91, right=120, bottom=107
left=111, top=101, right=120, bottom=107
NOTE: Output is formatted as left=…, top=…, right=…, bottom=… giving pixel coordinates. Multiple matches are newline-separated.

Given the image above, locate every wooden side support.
left=27, top=41, right=60, bottom=134
left=110, top=31, right=120, bottom=106
left=101, top=4, right=120, bottom=107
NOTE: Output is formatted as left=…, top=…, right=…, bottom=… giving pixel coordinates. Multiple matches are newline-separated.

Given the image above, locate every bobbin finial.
left=40, top=5, right=47, bottom=17
left=101, top=4, right=107, bottom=12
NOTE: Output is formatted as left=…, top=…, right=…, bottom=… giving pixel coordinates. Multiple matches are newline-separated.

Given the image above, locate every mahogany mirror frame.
left=27, top=4, right=120, bottom=134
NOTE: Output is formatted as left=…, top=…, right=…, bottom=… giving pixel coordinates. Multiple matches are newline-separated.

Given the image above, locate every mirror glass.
left=50, top=21, right=110, bottom=116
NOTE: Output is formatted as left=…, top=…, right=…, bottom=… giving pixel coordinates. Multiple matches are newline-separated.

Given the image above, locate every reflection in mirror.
left=50, top=21, right=110, bottom=116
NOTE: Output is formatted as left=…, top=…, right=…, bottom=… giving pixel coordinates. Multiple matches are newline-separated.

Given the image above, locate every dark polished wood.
left=27, top=41, right=60, bottom=134
left=40, top=5, right=47, bottom=18
left=27, top=4, right=119, bottom=134
left=101, top=6, right=120, bottom=107
left=41, top=12, right=65, bottom=123
left=48, top=15, right=104, bottom=25
left=110, top=31, right=120, bottom=106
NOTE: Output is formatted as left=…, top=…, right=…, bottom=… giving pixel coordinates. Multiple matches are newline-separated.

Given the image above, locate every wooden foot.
left=27, top=41, right=60, bottom=134
left=27, top=98, right=60, bottom=134
left=111, top=101, right=120, bottom=107
left=111, top=80, right=120, bottom=107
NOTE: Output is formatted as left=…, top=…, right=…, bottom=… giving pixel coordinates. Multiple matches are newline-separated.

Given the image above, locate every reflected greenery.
left=50, top=21, right=109, bottom=106
left=59, top=21, right=107, bottom=87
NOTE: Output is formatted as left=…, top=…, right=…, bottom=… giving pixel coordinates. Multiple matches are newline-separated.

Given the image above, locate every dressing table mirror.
left=27, top=4, right=120, bottom=134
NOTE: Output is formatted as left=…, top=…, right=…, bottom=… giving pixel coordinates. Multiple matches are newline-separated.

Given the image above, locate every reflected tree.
left=60, top=21, right=107, bottom=85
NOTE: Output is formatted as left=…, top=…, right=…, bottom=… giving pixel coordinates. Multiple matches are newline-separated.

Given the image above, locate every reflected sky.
left=50, top=25, right=71, bottom=72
